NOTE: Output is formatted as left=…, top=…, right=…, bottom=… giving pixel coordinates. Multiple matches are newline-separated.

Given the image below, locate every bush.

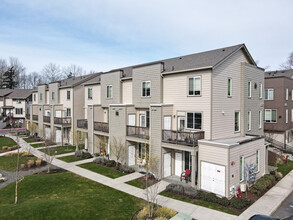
left=22, top=152, right=33, bottom=157
left=270, top=171, right=276, bottom=176
left=183, top=186, right=197, bottom=199
left=230, top=198, right=251, bottom=210
left=136, top=207, right=148, bottom=220
left=166, top=183, right=184, bottom=195
left=2, top=146, right=8, bottom=150
left=154, top=217, right=168, bottom=220
left=105, top=160, right=116, bottom=167
left=93, top=157, right=105, bottom=164
left=195, top=191, right=230, bottom=207
left=81, top=151, right=92, bottom=159
left=154, top=207, right=176, bottom=219
left=275, top=171, right=283, bottom=180
left=20, top=164, right=26, bottom=170
left=27, top=160, right=35, bottom=168
left=119, top=164, right=135, bottom=174
left=36, top=158, right=43, bottom=167
left=251, top=174, right=275, bottom=196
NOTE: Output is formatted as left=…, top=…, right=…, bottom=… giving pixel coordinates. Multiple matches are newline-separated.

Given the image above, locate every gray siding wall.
left=133, top=63, right=163, bottom=108
left=49, top=82, right=60, bottom=105
left=101, top=71, right=122, bottom=107
left=38, top=85, right=46, bottom=105
left=73, top=85, right=86, bottom=137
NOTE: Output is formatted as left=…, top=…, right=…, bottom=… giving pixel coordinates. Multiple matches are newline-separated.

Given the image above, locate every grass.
left=0, top=136, right=17, bottom=149
left=23, top=137, right=39, bottom=143
left=31, top=143, right=44, bottom=148
left=78, top=163, right=125, bottom=179
left=58, top=155, right=84, bottom=163
left=269, top=160, right=293, bottom=176
left=126, top=179, right=147, bottom=189
left=0, top=154, right=37, bottom=171
left=40, top=145, right=81, bottom=156
left=0, top=172, right=145, bottom=219
left=160, top=191, right=240, bottom=216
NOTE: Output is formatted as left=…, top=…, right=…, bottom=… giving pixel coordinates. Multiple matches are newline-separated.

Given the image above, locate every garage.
left=56, top=129, right=62, bottom=143
left=201, top=161, right=225, bottom=197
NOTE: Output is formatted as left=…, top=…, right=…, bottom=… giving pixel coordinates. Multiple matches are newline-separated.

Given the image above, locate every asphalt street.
left=272, top=191, right=293, bottom=219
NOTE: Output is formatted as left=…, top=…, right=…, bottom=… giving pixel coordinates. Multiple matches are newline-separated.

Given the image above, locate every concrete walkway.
left=55, top=152, right=75, bottom=158
left=69, top=158, right=94, bottom=166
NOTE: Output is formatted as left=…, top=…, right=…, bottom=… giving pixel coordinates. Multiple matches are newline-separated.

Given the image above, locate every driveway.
left=272, top=191, right=293, bottom=219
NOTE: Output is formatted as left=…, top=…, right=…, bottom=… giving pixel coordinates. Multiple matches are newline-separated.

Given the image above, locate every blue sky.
left=0, top=0, right=292, bottom=73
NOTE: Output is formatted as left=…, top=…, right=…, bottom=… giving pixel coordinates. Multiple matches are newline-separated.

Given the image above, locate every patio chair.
left=180, top=169, right=191, bottom=183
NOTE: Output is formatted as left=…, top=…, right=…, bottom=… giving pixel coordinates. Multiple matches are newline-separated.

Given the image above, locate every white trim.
left=228, top=77, right=232, bottom=97
left=235, top=111, right=240, bottom=132
left=259, top=110, right=262, bottom=129
left=248, top=111, right=251, bottom=131
left=264, top=109, right=277, bottom=123
left=240, top=155, right=245, bottom=182
left=141, top=81, right=151, bottom=97
left=106, top=85, right=113, bottom=99
left=186, top=112, right=202, bottom=130
left=256, top=150, right=260, bottom=173
left=259, top=83, right=263, bottom=99
left=187, top=76, right=201, bottom=96
left=248, top=81, right=252, bottom=98
left=286, top=109, right=288, bottom=123
left=264, top=88, right=274, bottom=100
left=286, top=88, right=289, bottom=100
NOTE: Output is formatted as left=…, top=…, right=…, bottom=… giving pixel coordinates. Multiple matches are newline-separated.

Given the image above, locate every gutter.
left=162, top=66, right=212, bottom=75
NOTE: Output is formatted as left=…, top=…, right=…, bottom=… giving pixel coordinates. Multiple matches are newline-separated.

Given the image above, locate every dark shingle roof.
left=0, top=89, right=13, bottom=97
left=265, top=69, right=293, bottom=79
left=56, top=73, right=99, bottom=88
left=81, top=73, right=102, bottom=86
left=7, top=89, right=33, bottom=99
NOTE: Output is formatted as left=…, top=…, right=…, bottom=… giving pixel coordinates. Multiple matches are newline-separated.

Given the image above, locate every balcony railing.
left=94, top=122, right=109, bottom=133
left=25, top=114, right=30, bottom=120
left=77, top=119, right=88, bottom=129
left=33, top=115, right=38, bottom=121
left=127, top=125, right=149, bottom=139
left=54, top=117, right=71, bottom=125
left=43, top=116, right=50, bottom=123
left=162, top=129, right=204, bottom=147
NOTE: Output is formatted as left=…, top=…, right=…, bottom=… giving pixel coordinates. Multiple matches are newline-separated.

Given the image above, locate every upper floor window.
left=188, top=76, right=201, bottom=96
left=40, top=93, right=43, bottom=101
left=248, top=111, right=251, bottom=131
left=52, top=92, right=55, bottom=101
left=248, top=81, right=252, bottom=98
left=88, top=88, right=93, bottom=100
left=235, top=111, right=240, bottom=132
left=142, top=81, right=151, bottom=97
left=228, top=78, right=232, bottom=97
left=107, top=85, right=112, bottom=99
left=292, top=109, right=293, bottom=122
left=186, top=112, right=202, bottom=129
left=240, top=156, right=244, bottom=181
left=259, top=83, right=263, bottom=99
left=16, top=99, right=21, bottom=104
left=33, top=94, right=36, bottom=102
left=292, top=90, right=293, bottom=101
left=66, top=108, right=71, bottom=117
left=265, top=89, right=274, bottom=100
left=286, top=88, right=289, bottom=100
left=256, top=150, right=260, bottom=173
left=286, top=109, right=288, bottom=123
left=265, top=109, right=277, bottom=123
left=259, top=111, right=262, bottom=129
left=15, top=108, right=23, bottom=115
left=67, top=90, right=71, bottom=100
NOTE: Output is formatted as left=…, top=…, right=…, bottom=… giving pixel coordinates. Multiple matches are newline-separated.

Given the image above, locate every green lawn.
left=0, top=136, right=17, bottom=149
left=0, top=154, right=37, bottom=171
left=23, top=137, right=39, bottom=143
left=31, top=143, right=44, bottom=148
left=160, top=191, right=240, bottom=216
left=58, top=155, right=84, bottom=163
left=0, top=172, right=145, bottom=219
left=269, top=160, right=293, bottom=176
left=40, top=145, right=81, bottom=155
left=78, top=163, right=125, bottom=179
left=126, top=179, right=147, bottom=189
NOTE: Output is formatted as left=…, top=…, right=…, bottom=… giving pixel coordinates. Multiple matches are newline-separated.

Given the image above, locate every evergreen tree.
left=3, top=66, right=18, bottom=89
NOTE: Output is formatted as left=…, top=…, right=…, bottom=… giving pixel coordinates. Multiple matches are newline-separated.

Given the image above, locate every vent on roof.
left=179, top=57, right=182, bottom=59
left=222, top=49, right=225, bottom=51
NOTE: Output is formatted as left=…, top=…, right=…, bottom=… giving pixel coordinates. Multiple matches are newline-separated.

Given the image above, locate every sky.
left=0, top=0, right=292, bottom=74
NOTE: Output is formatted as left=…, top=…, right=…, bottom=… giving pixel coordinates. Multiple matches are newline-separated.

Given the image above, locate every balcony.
left=94, top=122, right=109, bottom=133
left=77, top=119, right=88, bottom=129
left=43, top=116, right=50, bottom=123
left=33, top=115, right=38, bottom=121
left=25, top=114, right=30, bottom=120
left=54, top=117, right=71, bottom=125
left=162, top=130, right=204, bottom=147
left=127, top=125, right=149, bottom=139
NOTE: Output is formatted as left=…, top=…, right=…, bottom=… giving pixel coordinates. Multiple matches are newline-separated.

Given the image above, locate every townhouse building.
left=264, top=69, right=293, bottom=150
left=29, top=74, right=99, bottom=144
left=76, top=44, right=266, bottom=198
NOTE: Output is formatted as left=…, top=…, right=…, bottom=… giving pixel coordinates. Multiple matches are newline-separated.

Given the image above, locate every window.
left=140, top=114, right=146, bottom=127
left=40, top=93, right=43, bottom=101
left=52, top=92, right=55, bottom=101
left=248, top=111, right=251, bottom=131
left=264, top=89, right=274, bottom=100
left=286, top=88, right=289, bottom=100
left=259, top=111, right=262, bottom=129
left=186, top=112, right=202, bottom=129
left=240, top=156, right=244, bottom=181
left=248, top=81, right=251, bottom=98
left=66, top=108, right=71, bottom=117
left=265, top=109, right=277, bottom=123
left=16, top=99, right=21, bottom=104
left=292, top=90, right=293, bottom=101
left=138, top=143, right=148, bottom=159
left=227, top=78, right=232, bottom=97
left=146, top=110, right=150, bottom=128
left=107, top=85, right=112, bottom=99
left=292, top=109, right=293, bottom=122
left=33, top=94, right=36, bottom=102
left=142, top=81, right=151, bottom=97
left=67, top=90, right=71, bottom=100
left=235, top=111, right=240, bottom=132
left=256, top=150, right=260, bottom=173
left=188, top=76, right=201, bottom=96
left=88, top=88, right=93, bottom=100
left=286, top=109, right=288, bottom=123
left=259, top=83, right=263, bottom=99
left=15, top=108, right=23, bottom=115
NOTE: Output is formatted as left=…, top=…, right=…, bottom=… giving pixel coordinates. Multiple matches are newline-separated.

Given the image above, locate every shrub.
left=195, top=190, right=230, bottom=206
left=154, top=217, right=168, bottom=220
left=154, top=207, right=176, bottom=219
left=20, top=164, right=26, bottom=170
left=81, top=151, right=93, bottom=159
left=270, top=171, right=276, bottom=176
left=230, top=198, right=251, bottom=210
left=93, top=157, right=105, bottom=164
left=27, top=160, right=35, bottom=168
left=36, top=158, right=43, bottom=167
left=166, top=183, right=184, bottom=195
left=105, top=160, right=116, bottom=167
left=119, top=164, right=135, bottom=174
left=275, top=171, right=283, bottom=180
left=251, top=174, right=275, bottom=196
left=276, top=158, right=284, bottom=165
left=22, top=152, right=33, bottom=157
left=2, top=146, right=8, bottom=150
left=136, top=207, right=148, bottom=220
left=7, top=147, right=13, bottom=151
left=183, top=186, right=197, bottom=199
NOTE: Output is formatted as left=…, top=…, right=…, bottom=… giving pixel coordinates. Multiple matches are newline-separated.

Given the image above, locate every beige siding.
left=59, top=88, right=73, bottom=116
left=163, top=70, right=212, bottom=139
left=122, top=80, right=133, bottom=104
left=12, top=99, right=26, bottom=118
left=101, top=71, right=121, bottom=107
left=32, top=92, right=38, bottom=104
left=84, top=84, right=101, bottom=119
left=5, top=98, right=13, bottom=106
left=46, top=91, right=49, bottom=104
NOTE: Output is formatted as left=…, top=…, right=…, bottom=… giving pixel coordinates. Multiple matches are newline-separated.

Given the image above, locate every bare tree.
left=280, top=52, right=293, bottom=70
left=72, top=130, right=85, bottom=151
left=0, top=59, right=8, bottom=88
left=111, top=137, right=126, bottom=164
left=96, top=135, right=108, bottom=155
left=27, top=72, right=44, bottom=89
left=42, top=134, right=56, bottom=173
left=42, top=63, right=64, bottom=83
left=63, top=64, right=85, bottom=78
left=9, top=57, right=26, bottom=88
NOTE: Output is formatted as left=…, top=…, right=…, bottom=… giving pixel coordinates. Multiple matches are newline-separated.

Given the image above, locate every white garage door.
left=164, top=153, right=171, bottom=177
left=56, top=130, right=62, bottom=143
left=45, top=127, right=51, bottom=140
left=201, top=162, right=225, bottom=197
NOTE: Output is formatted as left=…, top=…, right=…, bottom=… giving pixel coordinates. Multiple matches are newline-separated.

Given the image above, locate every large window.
left=66, top=108, right=71, bottom=117
left=259, top=111, right=262, bottom=129
left=88, top=88, right=93, bottom=100
left=265, top=109, right=277, bottom=123
left=240, top=156, right=244, bottom=182
left=15, top=108, right=23, bottom=115
left=67, top=90, right=71, bottom=100
left=188, top=77, right=201, bottom=96
left=107, top=85, right=112, bottom=99
left=286, top=88, right=289, bottom=100
left=259, top=83, right=263, bottom=99
left=248, top=81, right=251, bottom=98
left=228, top=78, right=232, bottom=97
left=286, top=109, right=288, bottom=123
left=186, top=112, right=202, bottom=129
left=142, top=81, right=151, bottom=97
left=264, top=89, right=274, bottom=100
left=235, top=111, right=240, bottom=132
left=33, top=94, right=36, bottom=102
left=140, top=114, right=146, bottom=127
left=40, top=93, right=43, bottom=101
left=138, top=143, right=148, bottom=159
left=248, top=111, right=251, bottom=131
left=256, top=150, right=260, bottom=173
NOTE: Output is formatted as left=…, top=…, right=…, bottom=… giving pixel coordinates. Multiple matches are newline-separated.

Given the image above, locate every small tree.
left=3, top=66, right=18, bottom=89
left=42, top=134, right=56, bottom=173
left=111, top=137, right=126, bottom=165
left=72, top=130, right=85, bottom=152
left=97, top=135, right=108, bottom=155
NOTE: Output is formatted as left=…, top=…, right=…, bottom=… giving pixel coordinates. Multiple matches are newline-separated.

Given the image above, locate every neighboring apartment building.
left=264, top=69, right=293, bottom=150
left=76, top=44, right=266, bottom=198
left=28, top=74, right=99, bottom=144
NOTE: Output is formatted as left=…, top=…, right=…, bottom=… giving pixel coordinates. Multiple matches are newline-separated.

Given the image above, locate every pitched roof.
left=0, top=89, right=13, bottom=97
left=109, top=44, right=254, bottom=77
left=7, top=89, right=33, bottom=99
left=265, top=69, right=293, bottom=79
left=81, top=73, right=102, bottom=86
left=57, top=73, right=100, bottom=88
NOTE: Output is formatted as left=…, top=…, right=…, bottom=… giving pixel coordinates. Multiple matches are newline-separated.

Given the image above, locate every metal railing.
left=77, top=119, right=88, bottom=129
left=127, top=125, right=149, bottom=139
left=54, top=117, right=71, bottom=125
left=43, top=116, right=50, bottom=123
left=25, top=114, right=30, bottom=120
left=162, top=129, right=204, bottom=147
left=32, top=115, right=38, bottom=121
left=94, top=121, right=109, bottom=133
left=265, top=136, right=293, bottom=153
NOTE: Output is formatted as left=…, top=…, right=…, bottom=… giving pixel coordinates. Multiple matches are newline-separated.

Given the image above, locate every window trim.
left=15, top=108, right=23, bottom=115
left=33, top=94, right=36, bottom=102
left=40, top=93, right=43, bottom=101
left=228, top=78, right=232, bottom=97
left=248, top=81, right=252, bottom=98
left=240, top=155, right=245, bottom=182
left=235, top=111, right=240, bottom=133
left=286, top=109, right=288, bottom=123
left=248, top=111, right=251, bottom=131
left=67, top=90, right=71, bottom=100
left=187, top=76, right=201, bottom=97
left=106, top=85, right=113, bottom=99
left=256, top=150, right=260, bottom=173
left=52, top=91, right=55, bottom=101
left=286, top=88, right=289, bottom=101
left=88, top=88, right=93, bottom=100
left=264, top=109, right=277, bottom=123
left=139, top=114, right=146, bottom=127
left=259, top=83, right=263, bottom=99
left=259, top=110, right=262, bottom=129
left=66, top=108, right=71, bottom=117
left=291, top=109, right=293, bottom=122
left=264, top=88, right=274, bottom=100
left=141, top=81, right=151, bottom=98
left=186, top=112, right=202, bottom=130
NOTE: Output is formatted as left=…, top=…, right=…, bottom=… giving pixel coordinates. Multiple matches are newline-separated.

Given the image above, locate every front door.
left=128, top=114, right=136, bottom=126
left=164, top=153, right=171, bottom=177
left=177, top=116, right=185, bottom=130
left=175, top=152, right=182, bottom=176
left=128, top=145, right=135, bottom=166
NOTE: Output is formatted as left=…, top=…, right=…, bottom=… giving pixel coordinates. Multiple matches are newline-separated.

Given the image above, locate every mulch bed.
left=136, top=175, right=159, bottom=187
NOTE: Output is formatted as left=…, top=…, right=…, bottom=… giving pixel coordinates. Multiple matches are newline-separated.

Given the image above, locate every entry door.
left=128, top=114, right=136, bottom=126
left=164, top=116, right=171, bottom=130
left=164, top=153, right=171, bottom=177
left=55, top=110, right=61, bottom=118
left=175, top=152, right=183, bottom=176
left=56, top=129, right=62, bottom=143
left=177, top=116, right=185, bottom=130
left=128, top=146, right=135, bottom=166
